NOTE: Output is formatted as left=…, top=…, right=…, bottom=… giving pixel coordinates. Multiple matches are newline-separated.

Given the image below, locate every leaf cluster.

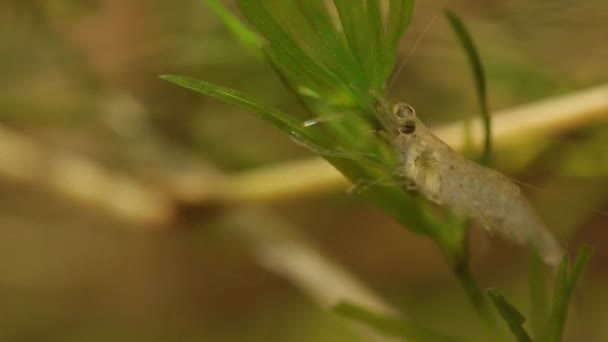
left=163, top=0, right=449, bottom=239
left=487, top=246, right=593, bottom=342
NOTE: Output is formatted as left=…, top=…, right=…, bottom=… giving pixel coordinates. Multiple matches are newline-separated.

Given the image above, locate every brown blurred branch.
left=223, top=207, right=399, bottom=316
left=0, top=125, right=174, bottom=226
left=221, top=207, right=401, bottom=342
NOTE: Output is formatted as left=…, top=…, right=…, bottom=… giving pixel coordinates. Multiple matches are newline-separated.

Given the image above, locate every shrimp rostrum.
left=380, top=102, right=563, bottom=265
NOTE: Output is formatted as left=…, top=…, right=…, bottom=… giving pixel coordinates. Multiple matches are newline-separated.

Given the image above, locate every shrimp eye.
left=393, top=103, right=416, bottom=119
left=399, top=120, right=416, bottom=134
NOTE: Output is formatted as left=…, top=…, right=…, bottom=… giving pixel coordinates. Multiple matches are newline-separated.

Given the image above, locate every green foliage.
left=162, top=2, right=593, bottom=341
left=205, top=0, right=264, bottom=59
left=159, top=74, right=441, bottom=234
left=444, top=10, right=491, bottom=165
left=528, top=252, right=549, bottom=340
left=487, top=289, right=533, bottom=342
left=164, top=0, right=455, bottom=237
left=162, top=0, right=492, bottom=326
left=488, top=246, right=593, bottom=342
left=560, top=123, right=608, bottom=178
left=334, top=302, right=464, bottom=342
left=159, top=75, right=304, bottom=137
left=542, top=245, right=593, bottom=342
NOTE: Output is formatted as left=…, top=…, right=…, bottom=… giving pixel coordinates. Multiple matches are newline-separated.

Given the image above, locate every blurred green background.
left=0, top=0, right=607, bottom=341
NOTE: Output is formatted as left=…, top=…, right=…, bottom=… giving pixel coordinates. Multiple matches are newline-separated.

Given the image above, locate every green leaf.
left=234, top=0, right=350, bottom=104
left=333, top=0, right=369, bottom=86
left=450, top=246, right=498, bottom=333
left=332, top=0, right=406, bottom=95
left=528, top=251, right=548, bottom=341
left=544, top=254, right=569, bottom=342
left=205, top=0, right=263, bottom=59
left=387, top=0, right=415, bottom=54
left=543, top=245, right=593, bottom=342
left=444, top=10, right=491, bottom=165
left=296, top=1, right=357, bottom=77
left=487, top=289, right=533, bottom=342
left=159, top=75, right=305, bottom=137
left=568, top=246, right=593, bottom=292
left=386, top=0, right=416, bottom=77
left=159, top=75, right=442, bottom=236
left=366, top=0, right=386, bottom=90
left=334, top=302, right=464, bottom=342
left=360, top=182, right=441, bottom=235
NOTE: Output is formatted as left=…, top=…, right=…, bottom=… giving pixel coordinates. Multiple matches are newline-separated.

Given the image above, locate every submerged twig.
left=0, top=84, right=607, bottom=225
left=226, top=83, right=608, bottom=202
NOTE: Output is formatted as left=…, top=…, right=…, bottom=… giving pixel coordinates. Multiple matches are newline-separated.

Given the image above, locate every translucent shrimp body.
left=389, top=103, right=563, bottom=265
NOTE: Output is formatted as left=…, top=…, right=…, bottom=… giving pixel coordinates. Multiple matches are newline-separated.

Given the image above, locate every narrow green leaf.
left=543, top=254, right=569, bottom=342
left=461, top=118, right=475, bottom=158
left=366, top=0, right=386, bottom=90
left=362, top=182, right=441, bottom=235
left=160, top=75, right=442, bottom=236
left=528, top=251, right=548, bottom=341
left=440, top=244, right=500, bottom=340
left=205, top=0, right=263, bottom=59
left=387, top=0, right=415, bottom=52
left=334, top=302, right=464, bottom=342
left=333, top=0, right=370, bottom=86
left=235, top=0, right=349, bottom=103
left=543, top=246, right=593, bottom=342
left=386, top=0, right=415, bottom=77
left=568, top=245, right=593, bottom=292
left=487, top=289, right=533, bottom=342
left=160, top=75, right=304, bottom=136
left=444, top=10, right=491, bottom=165
left=294, top=0, right=368, bottom=100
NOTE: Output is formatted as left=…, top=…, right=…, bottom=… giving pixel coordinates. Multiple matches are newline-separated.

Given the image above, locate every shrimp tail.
left=530, top=227, right=564, bottom=266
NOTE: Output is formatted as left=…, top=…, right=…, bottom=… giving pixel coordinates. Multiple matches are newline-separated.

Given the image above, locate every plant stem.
left=454, top=260, right=497, bottom=330
left=225, top=83, right=608, bottom=202
left=434, top=219, right=498, bottom=335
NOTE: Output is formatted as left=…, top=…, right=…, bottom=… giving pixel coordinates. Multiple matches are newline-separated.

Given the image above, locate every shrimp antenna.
left=387, top=13, right=438, bottom=92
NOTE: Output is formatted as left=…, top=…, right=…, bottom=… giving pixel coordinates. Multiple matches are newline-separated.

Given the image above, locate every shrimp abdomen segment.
left=439, top=155, right=563, bottom=264
left=395, top=126, right=562, bottom=265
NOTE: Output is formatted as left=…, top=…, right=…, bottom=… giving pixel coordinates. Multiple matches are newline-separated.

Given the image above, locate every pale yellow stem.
left=0, top=84, right=607, bottom=224
left=226, top=84, right=608, bottom=202
left=0, top=125, right=174, bottom=226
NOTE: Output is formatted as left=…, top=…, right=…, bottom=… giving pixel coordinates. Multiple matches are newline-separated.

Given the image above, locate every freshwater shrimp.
left=382, top=101, right=563, bottom=265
